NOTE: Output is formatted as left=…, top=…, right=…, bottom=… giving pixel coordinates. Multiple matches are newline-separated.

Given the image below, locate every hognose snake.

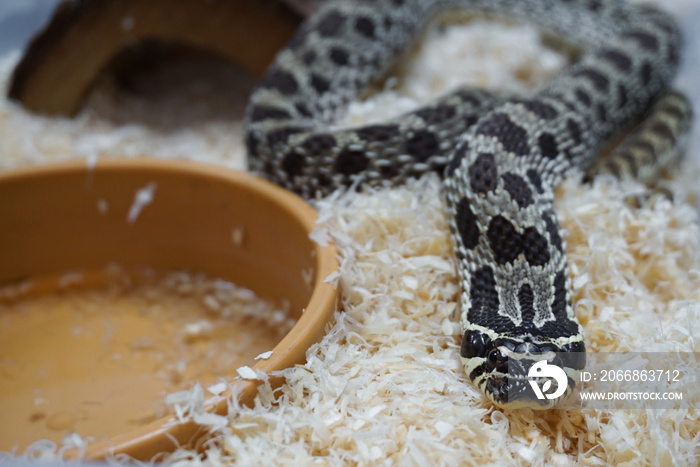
left=243, top=0, right=693, bottom=408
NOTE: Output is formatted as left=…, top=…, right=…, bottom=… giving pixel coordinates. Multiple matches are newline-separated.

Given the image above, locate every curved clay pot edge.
left=0, top=157, right=339, bottom=461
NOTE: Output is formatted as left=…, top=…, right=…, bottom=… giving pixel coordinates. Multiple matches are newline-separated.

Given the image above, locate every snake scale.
left=244, top=0, right=693, bottom=408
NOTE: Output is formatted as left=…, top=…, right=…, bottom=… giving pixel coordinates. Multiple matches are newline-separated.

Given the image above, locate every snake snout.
left=460, top=332, right=585, bottom=409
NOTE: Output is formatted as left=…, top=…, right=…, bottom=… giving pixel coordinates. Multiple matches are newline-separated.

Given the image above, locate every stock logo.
left=527, top=360, right=568, bottom=400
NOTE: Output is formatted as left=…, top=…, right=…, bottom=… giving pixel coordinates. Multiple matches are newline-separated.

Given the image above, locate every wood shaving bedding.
left=1, top=3, right=698, bottom=466
left=161, top=174, right=700, bottom=466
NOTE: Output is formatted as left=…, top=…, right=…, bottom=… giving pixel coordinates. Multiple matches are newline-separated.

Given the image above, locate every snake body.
left=244, top=0, right=692, bottom=408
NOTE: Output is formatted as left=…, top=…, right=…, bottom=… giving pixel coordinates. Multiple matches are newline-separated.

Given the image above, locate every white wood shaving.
left=302, top=266, right=314, bottom=289
left=235, top=366, right=258, bottom=380
left=126, top=181, right=157, bottom=224
left=86, top=153, right=98, bottom=171
left=231, top=226, right=245, bottom=247
left=203, top=294, right=221, bottom=311
left=182, top=320, right=214, bottom=341
left=191, top=412, right=228, bottom=432
left=207, top=382, right=228, bottom=396
left=57, top=271, right=84, bottom=288
left=255, top=351, right=274, bottom=360
left=164, top=383, right=206, bottom=424
left=323, top=270, right=341, bottom=285
left=96, top=198, right=109, bottom=214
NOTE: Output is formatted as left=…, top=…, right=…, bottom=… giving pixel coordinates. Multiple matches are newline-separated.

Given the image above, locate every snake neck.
left=443, top=108, right=585, bottom=339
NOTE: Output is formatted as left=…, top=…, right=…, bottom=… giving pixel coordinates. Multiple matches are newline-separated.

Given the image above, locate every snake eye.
left=486, top=347, right=507, bottom=371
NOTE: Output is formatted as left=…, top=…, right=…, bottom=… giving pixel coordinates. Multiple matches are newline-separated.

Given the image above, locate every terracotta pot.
left=0, top=158, right=338, bottom=460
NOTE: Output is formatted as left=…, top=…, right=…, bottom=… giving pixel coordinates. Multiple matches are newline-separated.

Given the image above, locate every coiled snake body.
left=244, top=0, right=693, bottom=408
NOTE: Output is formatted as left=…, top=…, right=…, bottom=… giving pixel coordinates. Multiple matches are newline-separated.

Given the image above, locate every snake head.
left=461, top=329, right=585, bottom=409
